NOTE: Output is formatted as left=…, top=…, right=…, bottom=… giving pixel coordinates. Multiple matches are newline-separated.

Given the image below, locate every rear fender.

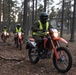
left=26, top=42, right=35, bottom=49
left=26, top=38, right=36, bottom=49
left=26, top=43, right=32, bottom=49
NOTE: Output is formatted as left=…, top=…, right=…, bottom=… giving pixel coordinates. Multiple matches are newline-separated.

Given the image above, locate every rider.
left=2, top=26, right=7, bottom=32
left=31, top=12, right=52, bottom=48
left=1, top=26, right=8, bottom=39
left=14, top=24, right=24, bottom=44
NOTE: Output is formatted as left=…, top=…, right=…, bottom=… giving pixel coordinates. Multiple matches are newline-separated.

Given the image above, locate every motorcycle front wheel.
left=53, top=47, right=72, bottom=73
left=19, top=39, right=22, bottom=50
left=3, top=36, right=7, bottom=43
left=29, top=48, right=39, bottom=64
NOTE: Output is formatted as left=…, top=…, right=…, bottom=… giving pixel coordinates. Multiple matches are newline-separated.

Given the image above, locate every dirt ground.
left=0, top=33, right=76, bottom=75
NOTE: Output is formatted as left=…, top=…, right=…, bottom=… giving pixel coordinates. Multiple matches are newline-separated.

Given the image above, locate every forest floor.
left=0, top=32, right=76, bottom=75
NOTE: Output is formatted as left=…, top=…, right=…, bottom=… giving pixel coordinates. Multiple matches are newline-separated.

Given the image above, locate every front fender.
left=53, top=37, right=68, bottom=44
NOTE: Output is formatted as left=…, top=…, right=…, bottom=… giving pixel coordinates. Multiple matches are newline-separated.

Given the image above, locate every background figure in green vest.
left=2, top=26, right=7, bottom=32
left=1, top=26, right=8, bottom=39
left=14, top=24, right=24, bottom=44
left=31, top=12, right=52, bottom=48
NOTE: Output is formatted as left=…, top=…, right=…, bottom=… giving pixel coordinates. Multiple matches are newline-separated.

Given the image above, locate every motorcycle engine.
left=39, top=48, right=52, bottom=59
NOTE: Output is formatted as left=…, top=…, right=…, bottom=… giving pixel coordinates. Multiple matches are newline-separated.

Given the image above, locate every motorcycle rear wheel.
left=53, top=47, right=72, bottom=73
left=29, top=48, right=39, bottom=64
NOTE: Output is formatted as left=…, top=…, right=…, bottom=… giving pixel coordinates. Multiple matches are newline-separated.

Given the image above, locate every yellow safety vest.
left=16, top=27, right=21, bottom=33
left=3, top=29, right=7, bottom=32
left=33, top=20, right=49, bottom=36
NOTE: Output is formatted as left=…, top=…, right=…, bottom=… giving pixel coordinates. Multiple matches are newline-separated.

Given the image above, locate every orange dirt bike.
left=15, top=32, right=24, bottom=50
left=1, top=31, right=9, bottom=43
left=26, top=28, right=72, bottom=73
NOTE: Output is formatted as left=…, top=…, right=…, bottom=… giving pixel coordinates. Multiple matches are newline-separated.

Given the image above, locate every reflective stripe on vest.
left=33, top=20, right=49, bottom=36
left=16, top=27, right=21, bottom=33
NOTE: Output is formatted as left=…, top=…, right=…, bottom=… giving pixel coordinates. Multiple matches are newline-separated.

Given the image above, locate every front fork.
left=18, top=38, right=21, bottom=45
left=51, top=40, right=60, bottom=60
left=42, top=37, right=61, bottom=60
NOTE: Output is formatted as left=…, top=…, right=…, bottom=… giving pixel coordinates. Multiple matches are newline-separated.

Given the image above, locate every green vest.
left=16, top=27, right=21, bottom=33
left=3, top=29, right=7, bottom=32
left=33, top=20, right=49, bottom=36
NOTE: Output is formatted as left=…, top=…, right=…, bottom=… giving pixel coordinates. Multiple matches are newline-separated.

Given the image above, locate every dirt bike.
left=26, top=28, right=72, bottom=73
left=15, top=32, right=23, bottom=50
left=1, top=31, right=9, bottom=43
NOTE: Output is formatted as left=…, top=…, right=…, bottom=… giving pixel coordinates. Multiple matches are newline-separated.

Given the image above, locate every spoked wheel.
left=53, top=47, right=72, bottom=73
left=3, top=37, right=7, bottom=43
left=15, top=38, right=18, bottom=48
left=29, top=48, right=39, bottom=64
left=19, top=39, right=22, bottom=50
left=16, top=39, right=18, bottom=48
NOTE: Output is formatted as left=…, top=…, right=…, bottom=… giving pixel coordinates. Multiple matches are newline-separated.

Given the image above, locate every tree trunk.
left=44, top=0, right=46, bottom=12
left=69, top=0, right=76, bottom=42
left=60, top=0, right=64, bottom=37
left=3, top=0, right=7, bottom=28
left=23, top=0, right=28, bottom=41
left=32, top=0, right=34, bottom=25
left=35, top=0, right=37, bottom=21
left=8, top=0, right=11, bottom=31
left=0, top=0, right=1, bottom=32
